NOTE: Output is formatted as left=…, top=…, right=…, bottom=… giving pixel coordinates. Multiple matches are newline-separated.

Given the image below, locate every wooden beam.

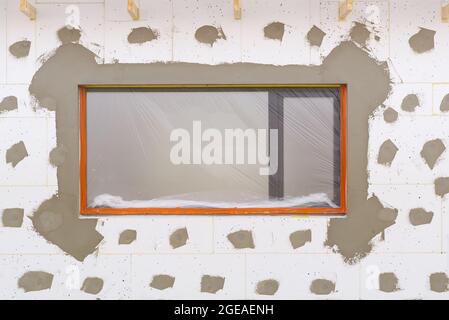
left=19, top=0, right=36, bottom=21
left=233, top=0, right=241, bottom=20
left=443, top=2, right=449, bottom=23
left=339, top=0, right=353, bottom=21
left=127, top=0, right=139, bottom=21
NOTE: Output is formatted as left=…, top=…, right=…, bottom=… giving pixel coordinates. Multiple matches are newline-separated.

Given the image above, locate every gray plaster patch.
left=409, top=208, right=433, bottom=226
left=401, top=94, right=420, bottom=112
left=33, top=210, right=64, bottom=235
left=2, top=208, right=24, bottom=228
left=6, top=141, right=28, bottom=167
left=195, top=25, right=226, bottom=46
left=81, top=277, right=104, bottom=295
left=127, top=27, right=158, bottom=44
left=57, top=27, right=81, bottom=44
left=383, top=107, right=398, bottom=123
left=18, top=271, right=53, bottom=292
left=31, top=196, right=103, bottom=261
left=350, top=22, right=370, bottom=47
left=264, top=22, right=285, bottom=41
left=169, top=227, right=188, bottom=249
left=435, top=177, right=449, bottom=197
left=306, top=25, right=326, bottom=47
left=256, top=279, right=279, bottom=295
left=49, top=146, right=68, bottom=167
left=150, top=274, right=175, bottom=290
left=227, top=230, right=255, bottom=249
left=326, top=196, right=396, bottom=264
left=377, top=139, right=398, bottom=166
left=440, top=94, right=449, bottom=112
left=430, top=272, right=449, bottom=293
left=118, top=229, right=137, bottom=245
left=420, top=139, right=445, bottom=169
left=0, top=96, right=18, bottom=113
left=377, top=208, right=398, bottom=223
left=201, top=275, right=225, bottom=294
left=310, top=279, right=335, bottom=295
left=379, top=272, right=400, bottom=293
left=289, top=229, right=311, bottom=249
left=9, top=40, right=31, bottom=58
left=29, top=40, right=390, bottom=263
left=409, top=28, right=436, bottom=53
left=40, top=96, right=57, bottom=110
left=323, top=40, right=391, bottom=263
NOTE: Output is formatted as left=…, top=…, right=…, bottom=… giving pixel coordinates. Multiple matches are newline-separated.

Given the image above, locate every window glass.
left=84, top=87, right=341, bottom=210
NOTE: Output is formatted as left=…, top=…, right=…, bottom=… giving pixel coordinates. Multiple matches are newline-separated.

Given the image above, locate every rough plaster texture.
left=201, top=275, right=225, bottom=294
left=118, top=229, right=137, bottom=245
left=378, top=272, right=400, bottom=293
left=9, top=40, right=31, bottom=58
left=150, top=274, right=175, bottom=290
left=195, top=25, right=226, bottom=46
left=2, top=208, right=24, bottom=227
left=2, top=0, right=449, bottom=300
left=81, top=277, right=104, bottom=295
left=310, top=279, right=336, bottom=295
left=128, top=27, right=158, bottom=44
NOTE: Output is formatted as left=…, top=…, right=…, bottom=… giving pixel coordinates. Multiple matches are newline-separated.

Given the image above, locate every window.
left=79, top=85, right=346, bottom=214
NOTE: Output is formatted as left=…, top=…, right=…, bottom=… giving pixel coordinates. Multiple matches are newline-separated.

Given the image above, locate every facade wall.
left=1, top=0, right=449, bottom=299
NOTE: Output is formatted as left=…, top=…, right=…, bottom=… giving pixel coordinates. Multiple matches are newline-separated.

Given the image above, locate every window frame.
left=79, top=84, right=347, bottom=215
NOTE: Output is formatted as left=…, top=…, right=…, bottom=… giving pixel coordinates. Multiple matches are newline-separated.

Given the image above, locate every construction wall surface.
left=1, top=0, right=449, bottom=299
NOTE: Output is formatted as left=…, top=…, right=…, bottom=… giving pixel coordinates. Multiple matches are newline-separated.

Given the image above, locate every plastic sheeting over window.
left=81, top=86, right=345, bottom=214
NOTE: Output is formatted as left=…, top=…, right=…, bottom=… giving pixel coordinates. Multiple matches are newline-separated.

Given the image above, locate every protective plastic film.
left=84, top=87, right=342, bottom=212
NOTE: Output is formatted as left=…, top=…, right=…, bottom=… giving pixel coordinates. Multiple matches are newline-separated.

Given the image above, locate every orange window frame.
left=79, top=84, right=347, bottom=215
